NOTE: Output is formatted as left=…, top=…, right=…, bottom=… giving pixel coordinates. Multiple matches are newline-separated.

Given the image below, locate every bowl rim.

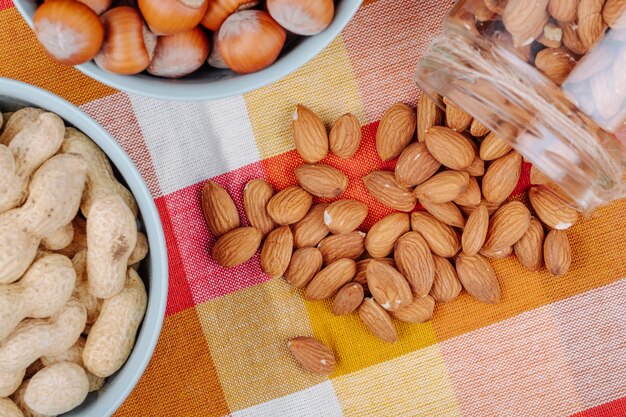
left=0, top=77, right=168, bottom=417
left=13, top=1, right=363, bottom=101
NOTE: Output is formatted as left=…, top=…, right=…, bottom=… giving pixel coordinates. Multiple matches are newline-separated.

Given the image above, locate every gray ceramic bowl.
left=0, top=78, right=168, bottom=417
left=13, top=1, right=362, bottom=101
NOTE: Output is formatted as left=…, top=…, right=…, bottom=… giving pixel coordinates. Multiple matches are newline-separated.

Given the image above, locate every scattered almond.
left=329, top=113, right=361, bottom=159
left=484, top=201, right=532, bottom=251
left=293, top=104, right=328, bottom=163
left=419, top=199, right=465, bottom=228
left=603, top=0, right=626, bottom=28
left=482, top=151, right=523, bottom=204
left=544, top=229, right=572, bottom=276
left=288, top=336, right=335, bottom=376
left=417, top=93, right=443, bottom=142
left=366, top=259, right=413, bottom=312
left=514, top=218, right=545, bottom=272
left=456, top=253, right=501, bottom=304
left=284, top=247, right=324, bottom=288
left=267, top=186, right=313, bottom=226
left=462, top=204, right=489, bottom=256
left=331, top=282, right=365, bottom=315
left=260, top=226, right=293, bottom=277
left=559, top=20, right=589, bottom=55
left=444, top=98, right=473, bottom=132
left=394, top=142, right=441, bottom=187
left=305, top=258, right=357, bottom=300
left=502, top=0, right=549, bottom=47
left=414, top=170, right=470, bottom=203
left=480, top=132, right=512, bottom=161
left=295, top=163, right=348, bottom=198
left=202, top=180, right=240, bottom=238
left=376, top=103, right=416, bottom=161
left=293, top=204, right=330, bottom=248
left=549, top=0, right=578, bottom=22
left=425, top=126, right=475, bottom=170
left=469, top=119, right=490, bottom=137
left=318, top=231, right=366, bottom=264
left=535, top=47, right=577, bottom=85
left=453, top=176, right=482, bottom=207
left=358, top=298, right=398, bottom=343
left=529, top=185, right=578, bottom=230
left=465, top=151, right=486, bottom=177
left=390, top=295, right=435, bottom=323
left=480, top=245, right=513, bottom=259
left=324, top=199, right=368, bottom=234
left=394, top=232, right=435, bottom=297
left=578, top=0, right=607, bottom=48
left=430, top=255, right=463, bottom=303
left=365, top=212, right=410, bottom=258
left=363, top=171, right=416, bottom=212
left=411, top=212, right=460, bottom=258
left=354, top=258, right=395, bottom=289
left=243, top=179, right=275, bottom=236
left=212, top=227, right=262, bottom=268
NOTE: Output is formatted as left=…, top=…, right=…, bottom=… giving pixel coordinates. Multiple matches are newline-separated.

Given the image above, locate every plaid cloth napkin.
left=2, top=1, right=626, bottom=416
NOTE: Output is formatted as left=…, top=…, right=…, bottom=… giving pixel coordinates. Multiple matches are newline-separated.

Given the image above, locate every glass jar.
left=415, top=0, right=626, bottom=212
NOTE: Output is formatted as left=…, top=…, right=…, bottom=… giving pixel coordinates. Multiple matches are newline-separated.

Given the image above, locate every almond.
left=329, top=113, right=361, bottom=159
left=503, top=0, right=549, bottom=46
left=389, top=295, right=435, bottom=323
left=530, top=164, right=551, bottom=185
left=454, top=176, right=482, bottom=207
left=482, top=151, right=522, bottom=204
left=462, top=204, right=489, bottom=256
left=293, top=104, right=328, bottom=163
left=305, top=258, right=356, bottom=300
left=295, top=163, right=348, bottom=198
left=318, top=231, right=366, bottom=264
left=354, top=258, right=395, bottom=289
left=419, top=199, right=465, bottom=228
left=537, top=23, right=564, bottom=48
left=485, top=0, right=508, bottom=14
left=411, top=212, right=460, bottom=258
left=331, top=282, right=364, bottom=315
left=288, top=336, right=335, bottom=376
left=444, top=98, right=473, bottom=132
left=456, top=253, right=501, bottom=304
left=394, top=142, right=441, bottom=187
left=417, top=93, right=443, bottom=142
left=465, top=151, right=486, bottom=177
left=578, top=0, right=607, bottom=48
left=324, top=200, right=368, bottom=234
left=514, top=218, right=545, bottom=272
left=529, top=185, right=578, bottom=230
left=293, top=204, right=329, bottom=248
left=365, top=212, right=410, bottom=258
left=284, top=247, right=323, bottom=288
left=549, top=0, right=578, bottom=22
left=366, top=259, right=413, bottom=311
left=544, top=229, right=572, bottom=276
left=425, top=126, right=475, bottom=170
left=535, top=47, right=577, bottom=85
left=260, top=226, right=293, bottom=277
left=603, top=0, right=626, bottom=28
left=376, top=103, right=416, bottom=161
left=212, top=227, right=262, bottom=268
left=480, top=132, right=512, bottom=161
left=484, top=201, right=532, bottom=251
left=430, top=255, right=462, bottom=303
left=414, top=170, right=470, bottom=203
left=459, top=198, right=501, bottom=216
left=363, top=171, right=416, bottom=212
left=358, top=298, right=398, bottom=343
left=243, top=179, right=275, bottom=236
left=267, top=186, right=313, bottom=226
left=394, top=232, right=435, bottom=297
left=559, top=20, right=589, bottom=55
left=201, top=180, right=240, bottom=238
left=469, top=119, right=490, bottom=137
left=480, top=245, right=513, bottom=259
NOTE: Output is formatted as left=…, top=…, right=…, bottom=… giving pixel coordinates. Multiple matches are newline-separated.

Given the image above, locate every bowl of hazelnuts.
left=14, top=0, right=361, bottom=100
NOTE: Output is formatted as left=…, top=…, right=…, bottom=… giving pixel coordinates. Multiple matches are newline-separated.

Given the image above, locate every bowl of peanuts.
left=0, top=77, right=168, bottom=417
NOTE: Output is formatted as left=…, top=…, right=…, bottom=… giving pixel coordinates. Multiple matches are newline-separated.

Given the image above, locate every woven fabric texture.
left=1, top=1, right=626, bottom=416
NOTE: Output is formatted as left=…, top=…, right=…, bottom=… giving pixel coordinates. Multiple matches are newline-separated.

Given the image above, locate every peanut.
left=0, top=298, right=87, bottom=373
left=0, top=112, right=65, bottom=213
left=41, top=223, right=74, bottom=251
left=25, top=362, right=88, bottom=416
left=0, top=154, right=87, bottom=284
left=56, top=217, right=87, bottom=258
left=0, top=254, right=76, bottom=341
left=11, top=380, right=46, bottom=417
left=128, top=231, right=149, bottom=265
left=42, top=337, right=104, bottom=392
left=0, top=368, right=25, bottom=397
left=87, top=195, right=137, bottom=299
left=0, top=107, right=45, bottom=145
left=83, top=268, right=147, bottom=378
left=71, top=250, right=101, bottom=332
left=0, top=398, right=23, bottom=417
left=61, top=127, right=138, bottom=217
